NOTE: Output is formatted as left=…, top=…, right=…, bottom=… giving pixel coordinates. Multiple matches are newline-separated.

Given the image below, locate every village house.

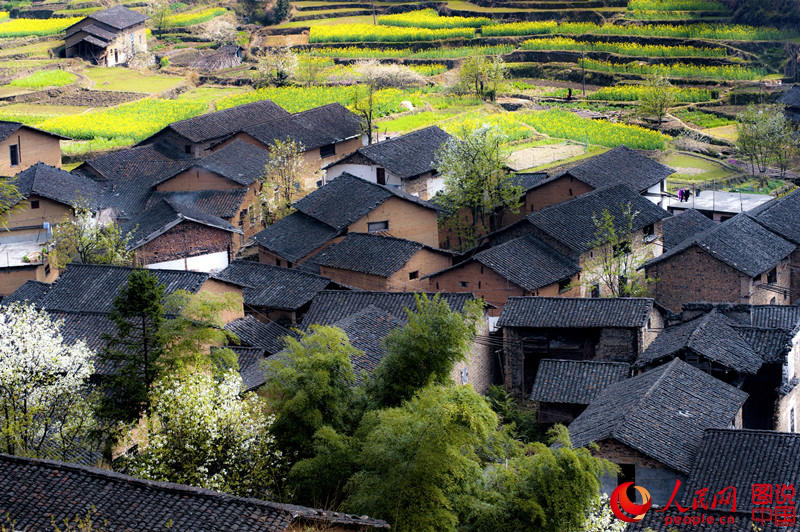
left=301, top=290, right=493, bottom=393
left=498, top=296, right=662, bottom=396
left=140, top=100, right=291, bottom=158
left=0, top=453, right=389, bottom=531
left=529, top=359, right=630, bottom=425
left=64, top=6, right=147, bottom=66
left=0, top=121, right=65, bottom=175
left=426, top=233, right=581, bottom=316
left=665, top=189, right=773, bottom=222
left=645, top=214, right=795, bottom=312
left=778, top=83, right=800, bottom=123
left=323, top=126, right=452, bottom=200
left=631, top=429, right=800, bottom=531
left=253, top=173, right=441, bottom=268
left=312, top=232, right=452, bottom=291
left=661, top=208, right=715, bottom=251
left=569, top=358, right=747, bottom=506
left=216, top=260, right=344, bottom=325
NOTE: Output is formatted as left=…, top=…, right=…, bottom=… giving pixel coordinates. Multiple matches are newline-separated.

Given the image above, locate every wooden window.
left=44, top=263, right=50, bottom=276
left=644, top=224, right=655, bottom=237
left=459, top=281, right=469, bottom=288
left=276, top=258, right=282, bottom=267
left=320, top=144, right=335, bottom=158
left=591, top=284, right=600, bottom=298
left=249, top=208, right=256, bottom=227
left=30, top=200, right=39, bottom=209
left=9, top=144, right=19, bottom=166
left=568, top=188, right=573, bottom=196
left=185, top=145, right=192, bottom=154
left=368, top=220, right=388, bottom=233
left=767, top=267, right=777, bottom=284
left=376, top=167, right=386, bottom=185
left=558, top=279, right=570, bottom=293
left=409, top=270, right=419, bottom=280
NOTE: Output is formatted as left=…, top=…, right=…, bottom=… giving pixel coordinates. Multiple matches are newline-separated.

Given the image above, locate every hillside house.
left=645, top=214, right=795, bottom=312
left=64, top=6, right=147, bottom=66
left=498, top=296, right=663, bottom=396
left=426, top=233, right=581, bottom=316
left=252, top=173, right=442, bottom=269
left=778, top=84, right=800, bottom=123
left=569, top=359, right=747, bottom=506
left=323, top=126, right=452, bottom=200
left=0, top=454, right=389, bottom=531
left=312, top=232, right=453, bottom=291
left=0, top=121, right=66, bottom=174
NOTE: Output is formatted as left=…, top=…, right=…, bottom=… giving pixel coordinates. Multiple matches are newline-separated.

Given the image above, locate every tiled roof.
left=733, top=326, right=791, bottom=364
left=511, top=172, right=550, bottom=192
left=122, top=198, right=240, bottom=250
left=313, top=233, right=426, bottom=277
left=562, top=146, right=674, bottom=192
left=225, top=315, right=293, bottom=354
left=346, top=126, right=451, bottom=180
left=164, top=100, right=290, bottom=144
left=146, top=189, right=248, bottom=219
left=646, top=214, right=795, bottom=277
left=568, top=359, right=748, bottom=474
left=85, top=5, right=147, bottom=29
left=11, top=162, right=104, bottom=208
left=529, top=359, right=629, bottom=405
left=778, top=84, right=800, bottom=108
left=527, top=184, right=669, bottom=256
left=48, top=310, right=120, bottom=375
left=293, top=173, right=439, bottom=232
left=216, top=260, right=335, bottom=311
left=227, top=346, right=268, bottom=392
left=39, top=264, right=210, bottom=313
left=662, top=209, right=715, bottom=250
left=252, top=212, right=339, bottom=263
left=302, top=290, right=475, bottom=327
left=498, top=297, right=654, bottom=329
left=750, top=305, right=800, bottom=329
left=0, top=121, right=65, bottom=143
left=2, top=280, right=50, bottom=307
left=334, top=305, right=403, bottom=379
left=748, top=187, right=800, bottom=244
left=155, top=139, right=269, bottom=187
left=637, top=310, right=764, bottom=374
left=243, top=103, right=362, bottom=150
left=78, top=23, right=116, bottom=41
left=0, top=453, right=389, bottom=531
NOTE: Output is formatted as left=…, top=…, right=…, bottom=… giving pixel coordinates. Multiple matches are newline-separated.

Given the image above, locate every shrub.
left=591, top=85, right=715, bottom=102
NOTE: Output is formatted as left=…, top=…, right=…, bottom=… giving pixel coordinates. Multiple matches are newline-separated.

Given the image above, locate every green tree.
left=149, top=0, right=170, bottom=31
left=260, top=137, right=311, bottom=223
left=736, top=104, right=798, bottom=177
left=0, top=179, right=22, bottom=228
left=367, top=294, right=482, bottom=408
left=639, top=76, right=677, bottom=127
left=459, top=55, right=507, bottom=101
left=273, top=0, right=290, bottom=22
left=49, top=206, right=134, bottom=269
left=98, top=270, right=167, bottom=427
left=344, top=385, right=498, bottom=532
left=265, top=325, right=363, bottom=463
left=462, top=425, right=615, bottom=532
left=486, top=384, right=540, bottom=443
left=436, top=125, right=522, bottom=249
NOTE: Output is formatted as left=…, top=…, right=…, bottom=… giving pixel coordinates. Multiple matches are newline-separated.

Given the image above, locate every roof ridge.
left=541, top=358, right=630, bottom=366
left=704, top=427, right=800, bottom=437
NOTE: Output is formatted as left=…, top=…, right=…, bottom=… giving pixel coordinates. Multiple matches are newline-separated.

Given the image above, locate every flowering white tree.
left=0, top=302, right=97, bottom=460
left=582, top=495, right=627, bottom=532
left=127, top=371, right=284, bottom=498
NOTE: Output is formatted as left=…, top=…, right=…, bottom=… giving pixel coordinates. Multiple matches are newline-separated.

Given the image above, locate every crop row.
left=162, top=7, right=227, bottom=27
left=520, top=37, right=726, bottom=57
left=579, top=58, right=767, bottom=80
left=0, top=17, right=80, bottom=37
left=309, top=24, right=475, bottom=42
left=303, top=45, right=513, bottom=59
left=674, top=109, right=735, bottom=128
left=591, top=85, right=716, bottom=102
left=378, top=9, right=489, bottom=29
left=627, top=0, right=729, bottom=11
left=9, top=69, right=75, bottom=88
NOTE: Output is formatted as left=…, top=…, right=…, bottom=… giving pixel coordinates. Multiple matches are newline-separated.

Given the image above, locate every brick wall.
left=0, top=128, right=61, bottom=175
left=3, top=196, right=71, bottom=232
left=451, top=318, right=493, bottom=394
left=320, top=248, right=450, bottom=292
left=348, top=197, right=440, bottom=248
left=595, top=328, right=638, bottom=362
left=503, top=327, right=525, bottom=394
left=156, top=168, right=247, bottom=192
left=750, top=258, right=792, bottom=305
left=134, top=221, right=234, bottom=267
left=199, top=278, right=245, bottom=324
left=0, top=262, right=56, bottom=297
left=258, top=235, right=343, bottom=268
left=504, top=174, right=595, bottom=226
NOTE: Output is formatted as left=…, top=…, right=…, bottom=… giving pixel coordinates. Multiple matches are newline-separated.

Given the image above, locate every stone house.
left=301, top=290, right=493, bottom=393
left=215, top=260, right=344, bottom=325
left=645, top=214, right=795, bottom=312
left=661, top=208, right=715, bottom=251
left=323, top=126, right=452, bottom=200
left=569, top=358, right=747, bottom=507
left=253, top=173, right=441, bottom=269
left=0, top=453, right=389, bottom=531
left=497, top=296, right=663, bottom=396
left=64, top=6, right=147, bottom=66
left=529, top=359, right=629, bottom=425
left=313, top=232, right=453, bottom=292
left=426, top=232, right=581, bottom=316
left=0, top=121, right=65, bottom=175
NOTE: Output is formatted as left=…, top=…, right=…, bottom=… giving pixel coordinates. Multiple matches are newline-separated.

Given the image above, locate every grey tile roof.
left=164, top=100, right=290, bottom=144
left=637, top=310, right=764, bottom=374
left=748, top=187, right=800, bottom=244
left=778, top=84, right=800, bottom=108
left=497, top=296, right=654, bottom=329
left=78, top=23, right=116, bottom=41
left=562, top=145, right=674, bottom=192
left=155, top=139, right=269, bottom=187
left=225, top=315, right=293, bottom=354
left=750, top=305, right=800, bottom=329
left=11, top=162, right=104, bottom=209
left=511, top=171, right=549, bottom=191
left=313, top=232, right=426, bottom=277
left=568, top=359, right=748, bottom=474
left=527, top=184, right=669, bottom=256
left=216, top=260, right=335, bottom=311
left=662, top=208, right=715, bottom=250
left=334, top=304, right=403, bottom=379
left=122, top=198, right=240, bottom=250
left=85, top=5, right=147, bottom=29
left=3, top=280, right=50, bottom=307
left=293, top=173, right=439, bottom=232
left=146, top=189, right=248, bottom=220
left=0, top=121, right=67, bottom=143
left=529, top=359, right=629, bottom=404
left=38, top=264, right=210, bottom=313
left=346, top=126, right=451, bottom=180
left=0, top=453, right=389, bottom=531
left=228, top=346, right=268, bottom=392
left=731, top=325, right=791, bottom=364
left=302, top=290, right=475, bottom=327
left=646, top=214, right=795, bottom=277
left=252, top=212, right=339, bottom=263
left=48, top=310, right=120, bottom=375
left=243, top=103, right=362, bottom=150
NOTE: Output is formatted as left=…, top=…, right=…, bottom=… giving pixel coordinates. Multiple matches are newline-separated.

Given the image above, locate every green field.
left=84, top=67, right=186, bottom=94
